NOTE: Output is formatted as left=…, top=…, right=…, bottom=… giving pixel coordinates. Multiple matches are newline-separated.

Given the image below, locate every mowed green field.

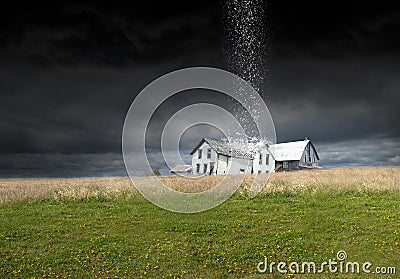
left=0, top=167, right=399, bottom=278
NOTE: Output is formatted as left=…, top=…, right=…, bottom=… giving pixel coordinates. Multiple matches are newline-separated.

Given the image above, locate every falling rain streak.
left=223, top=0, right=270, bottom=139
left=224, top=0, right=269, bottom=96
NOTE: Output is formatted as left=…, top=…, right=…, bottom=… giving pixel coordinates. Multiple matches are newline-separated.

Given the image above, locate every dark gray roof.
left=191, top=138, right=319, bottom=162
left=190, top=138, right=258, bottom=159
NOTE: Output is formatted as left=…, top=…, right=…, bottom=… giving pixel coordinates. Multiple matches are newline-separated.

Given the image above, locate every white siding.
left=227, top=157, right=253, bottom=174
left=191, top=140, right=277, bottom=175
left=216, top=155, right=228, bottom=174
left=191, top=142, right=218, bottom=175
left=252, top=150, right=275, bottom=173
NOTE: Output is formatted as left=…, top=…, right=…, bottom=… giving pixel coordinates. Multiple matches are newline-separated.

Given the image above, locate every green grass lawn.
left=0, top=190, right=399, bottom=278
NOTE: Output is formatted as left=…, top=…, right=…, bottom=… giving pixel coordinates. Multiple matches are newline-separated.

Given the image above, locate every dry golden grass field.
left=0, top=166, right=399, bottom=204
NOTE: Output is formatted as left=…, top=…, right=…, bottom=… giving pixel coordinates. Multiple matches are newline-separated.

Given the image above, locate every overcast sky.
left=1, top=1, right=399, bottom=177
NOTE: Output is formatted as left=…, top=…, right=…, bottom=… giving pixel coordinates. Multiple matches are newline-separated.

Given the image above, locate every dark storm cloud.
left=269, top=58, right=400, bottom=143
left=0, top=1, right=399, bottom=176
left=0, top=1, right=225, bottom=176
left=0, top=66, right=132, bottom=153
left=272, top=1, right=400, bottom=59
left=0, top=1, right=221, bottom=67
left=0, top=1, right=222, bottom=148
left=317, top=136, right=400, bottom=167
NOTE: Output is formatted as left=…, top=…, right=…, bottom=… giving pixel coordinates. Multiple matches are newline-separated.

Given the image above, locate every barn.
left=189, top=137, right=319, bottom=175
left=270, top=138, right=320, bottom=171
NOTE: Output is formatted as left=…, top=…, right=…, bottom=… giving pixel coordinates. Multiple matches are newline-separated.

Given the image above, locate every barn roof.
left=269, top=139, right=319, bottom=161
left=190, top=138, right=319, bottom=161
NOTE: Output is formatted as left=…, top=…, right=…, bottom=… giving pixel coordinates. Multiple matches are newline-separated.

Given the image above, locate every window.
left=265, top=155, right=269, bottom=165
left=196, top=164, right=200, bottom=173
left=259, top=154, right=263, bottom=165
left=207, top=148, right=212, bottom=159
left=203, top=164, right=208, bottom=174
left=198, top=149, right=202, bottom=159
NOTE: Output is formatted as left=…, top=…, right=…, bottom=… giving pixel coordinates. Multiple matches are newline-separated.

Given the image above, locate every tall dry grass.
left=162, top=166, right=400, bottom=194
left=0, top=177, right=135, bottom=204
left=0, top=166, right=399, bottom=204
left=258, top=166, right=400, bottom=194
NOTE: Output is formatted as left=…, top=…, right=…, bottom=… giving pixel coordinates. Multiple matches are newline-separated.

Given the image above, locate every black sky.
left=1, top=1, right=399, bottom=176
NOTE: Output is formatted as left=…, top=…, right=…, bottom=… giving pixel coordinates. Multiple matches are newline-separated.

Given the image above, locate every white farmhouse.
left=190, top=138, right=319, bottom=175
left=190, top=138, right=273, bottom=175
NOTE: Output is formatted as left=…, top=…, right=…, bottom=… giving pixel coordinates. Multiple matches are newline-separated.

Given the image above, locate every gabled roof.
left=190, top=138, right=257, bottom=159
left=191, top=138, right=319, bottom=162
left=269, top=139, right=319, bottom=161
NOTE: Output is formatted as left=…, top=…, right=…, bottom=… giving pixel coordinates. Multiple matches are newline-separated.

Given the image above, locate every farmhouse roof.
left=269, top=139, right=319, bottom=161
left=190, top=138, right=319, bottom=162
left=190, top=138, right=257, bottom=159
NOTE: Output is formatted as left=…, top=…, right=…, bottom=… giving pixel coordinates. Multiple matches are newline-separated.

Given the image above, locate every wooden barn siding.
left=299, top=142, right=319, bottom=166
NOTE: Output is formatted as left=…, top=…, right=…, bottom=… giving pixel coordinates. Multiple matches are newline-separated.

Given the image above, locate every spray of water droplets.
left=223, top=0, right=271, bottom=141
left=224, top=0, right=269, bottom=93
